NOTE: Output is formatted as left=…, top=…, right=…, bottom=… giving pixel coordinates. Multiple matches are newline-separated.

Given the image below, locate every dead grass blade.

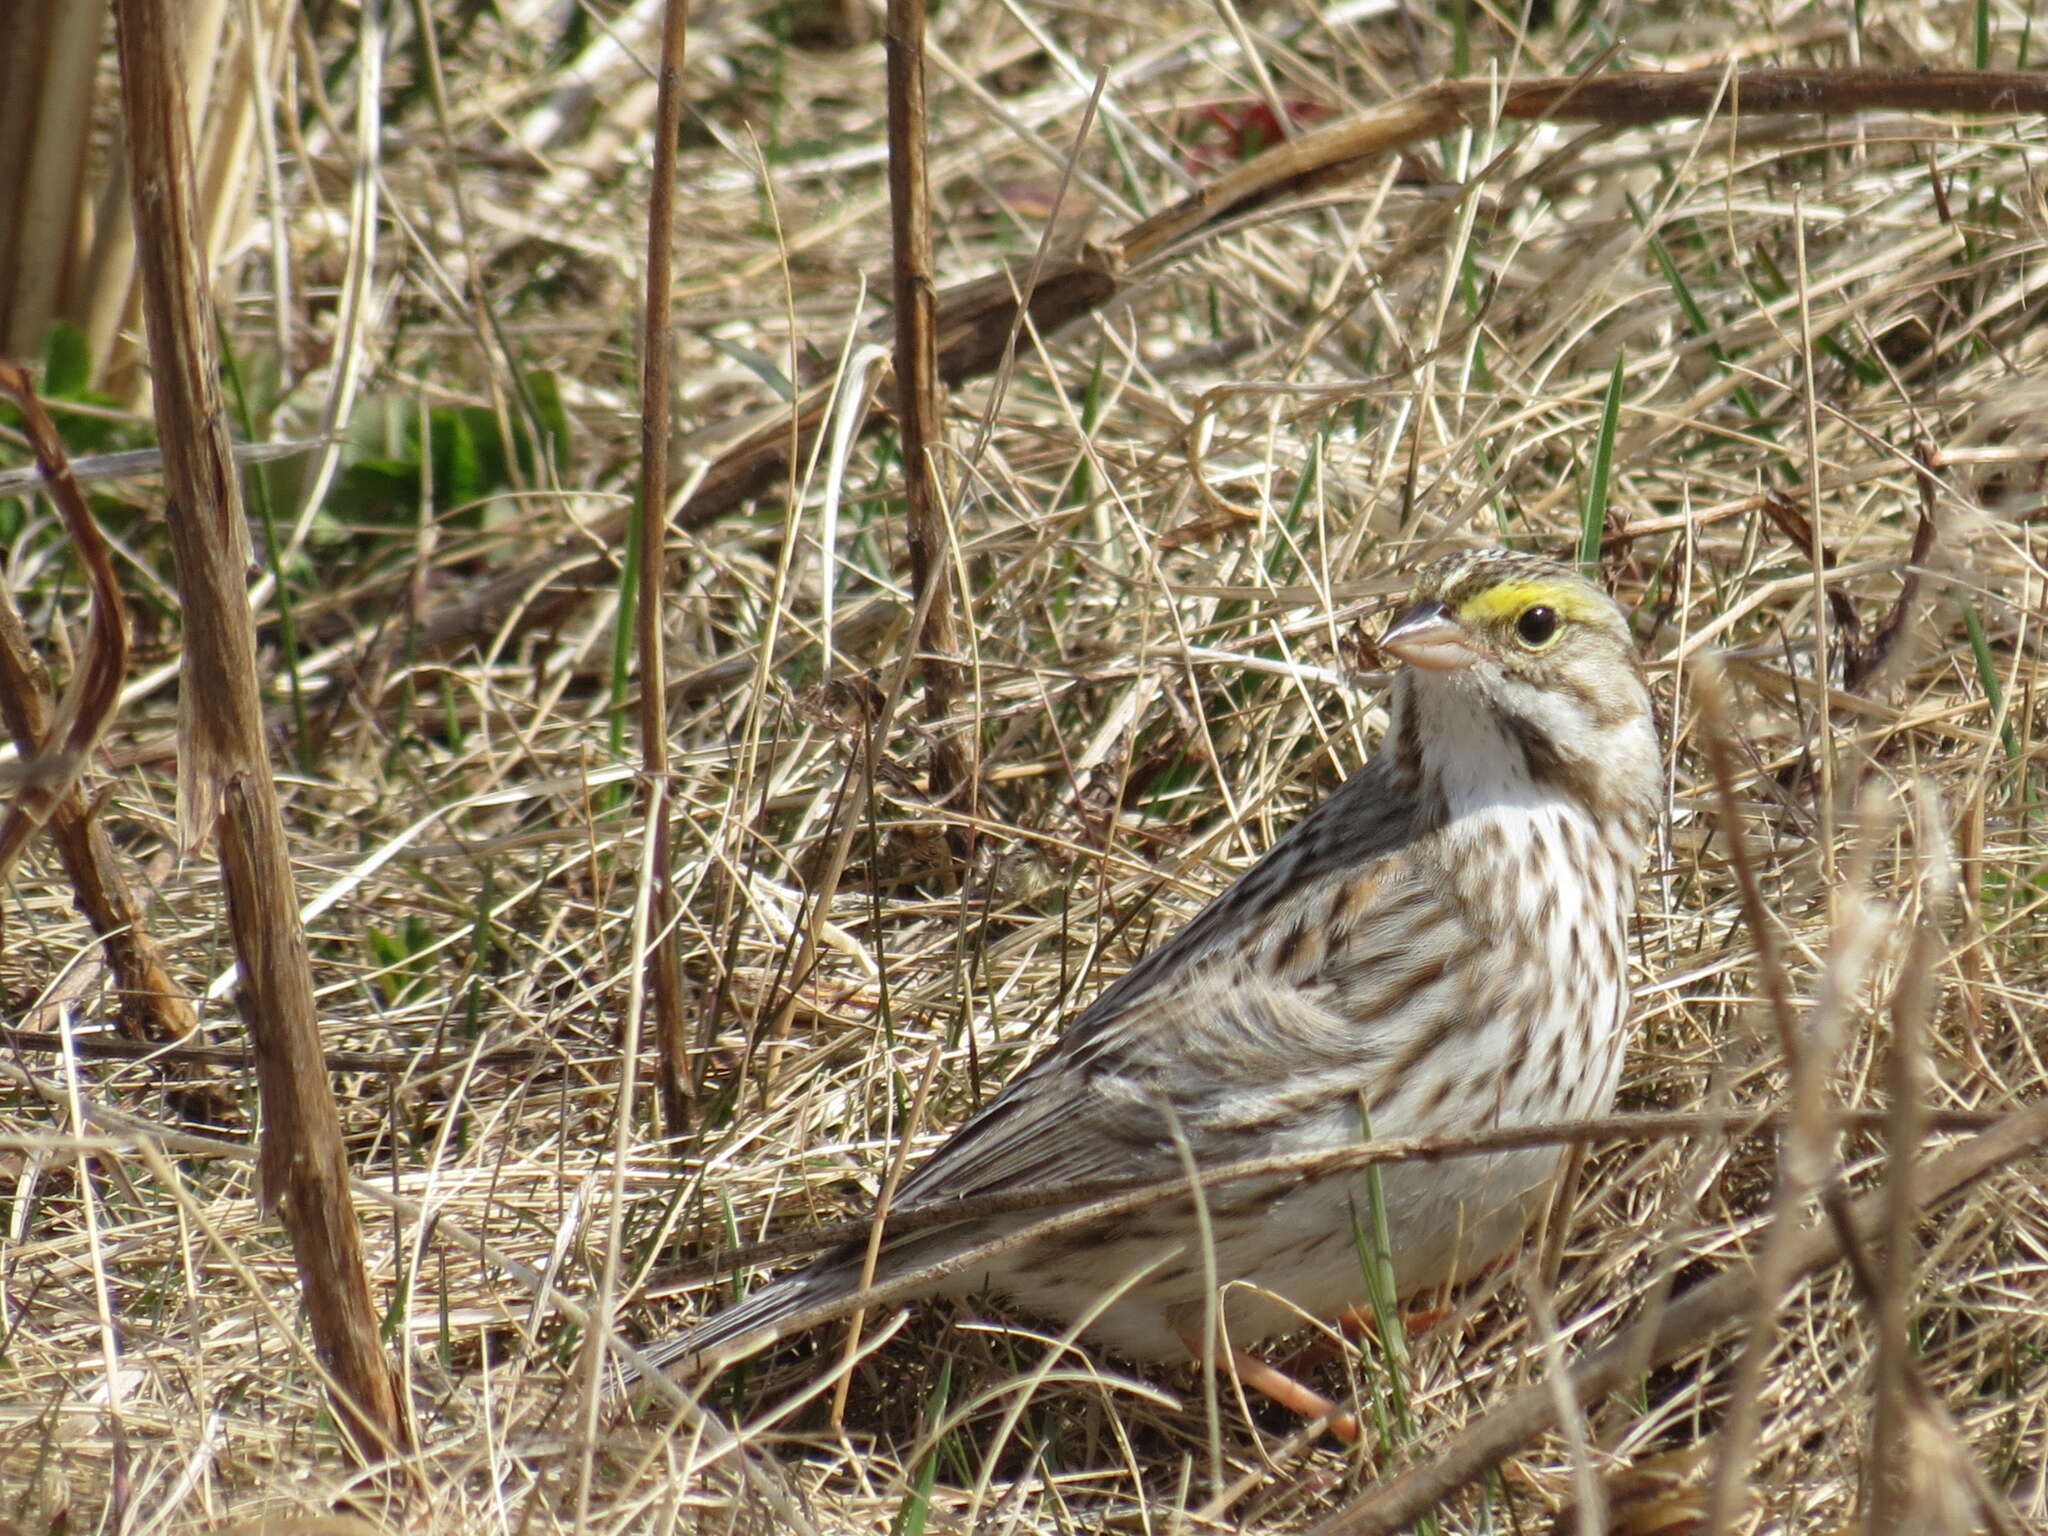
left=357, top=67, right=2048, bottom=670
left=1307, top=1099, right=2048, bottom=1536
left=10, top=7, right=2048, bottom=1526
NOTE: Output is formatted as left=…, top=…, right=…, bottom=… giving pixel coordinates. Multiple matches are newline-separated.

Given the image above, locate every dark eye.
left=1515, top=605, right=1560, bottom=648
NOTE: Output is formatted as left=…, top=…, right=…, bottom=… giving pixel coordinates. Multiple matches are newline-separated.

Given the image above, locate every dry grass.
left=2, top=1, right=2047, bottom=1532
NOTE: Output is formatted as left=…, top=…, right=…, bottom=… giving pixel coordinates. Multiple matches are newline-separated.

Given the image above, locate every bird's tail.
left=632, top=1251, right=866, bottom=1383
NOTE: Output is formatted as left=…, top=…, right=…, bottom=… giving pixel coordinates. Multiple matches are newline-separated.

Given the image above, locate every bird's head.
left=1380, top=548, right=1658, bottom=826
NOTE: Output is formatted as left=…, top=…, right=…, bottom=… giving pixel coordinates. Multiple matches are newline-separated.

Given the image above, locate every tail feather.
left=636, top=1253, right=863, bottom=1381
left=632, top=1218, right=999, bottom=1388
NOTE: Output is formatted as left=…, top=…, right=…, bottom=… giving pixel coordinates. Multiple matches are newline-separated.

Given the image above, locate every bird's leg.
left=1279, top=1312, right=1364, bottom=1375
left=1398, top=1298, right=1456, bottom=1335
left=1180, top=1328, right=1359, bottom=1444
left=1284, top=1248, right=1526, bottom=1373
left=1279, top=1288, right=1466, bottom=1375
left=1275, top=1305, right=1402, bottom=1374
left=1225, top=1345, right=1362, bottom=1445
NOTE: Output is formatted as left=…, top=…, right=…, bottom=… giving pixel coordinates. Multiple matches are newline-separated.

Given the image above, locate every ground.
left=1, top=1, right=2045, bottom=1532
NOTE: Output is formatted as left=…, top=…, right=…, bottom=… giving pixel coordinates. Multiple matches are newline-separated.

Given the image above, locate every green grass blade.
left=891, top=1357, right=954, bottom=1536
left=1962, top=600, right=2019, bottom=764
left=1579, top=351, right=1625, bottom=573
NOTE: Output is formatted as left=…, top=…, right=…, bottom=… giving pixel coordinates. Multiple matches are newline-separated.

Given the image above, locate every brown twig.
left=885, top=0, right=974, bottom=854
left=1840, top=447, right=1941, bottom=695
left=1757, top=487, right=1864, bottom=660
left=109, top=0, right=406, bottom=1461
left=0, top=361, right=131, bottom=881
left=636, top=0, right=694, bottom=1140
left=573, top=9, right=701, bottom=1507
left=0, top=362, right=193, bottom=1046
left=1119, top=69, right=2048, bottom=266
left=1691, top=655, right=1858, bottom=1530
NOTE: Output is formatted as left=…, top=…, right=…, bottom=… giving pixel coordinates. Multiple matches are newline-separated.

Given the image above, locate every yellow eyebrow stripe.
left=1454, top=579, right=1600, bottom=626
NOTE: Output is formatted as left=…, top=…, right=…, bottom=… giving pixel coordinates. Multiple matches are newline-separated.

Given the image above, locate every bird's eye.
left=1515, top=605, right=1560, bottom=648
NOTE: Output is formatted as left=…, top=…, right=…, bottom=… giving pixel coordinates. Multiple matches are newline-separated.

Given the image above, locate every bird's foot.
left=1277, top=1298, right=1453, bottom=1375
left=1181, top=1329, right=1360, bottom=1445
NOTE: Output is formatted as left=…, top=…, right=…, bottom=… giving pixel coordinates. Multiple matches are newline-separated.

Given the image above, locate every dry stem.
left=109, top=0, right=405, bottom=1460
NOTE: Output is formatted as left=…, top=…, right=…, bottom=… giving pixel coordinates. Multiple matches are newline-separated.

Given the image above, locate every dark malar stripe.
left=1498, top=709, right=1613, bottom=814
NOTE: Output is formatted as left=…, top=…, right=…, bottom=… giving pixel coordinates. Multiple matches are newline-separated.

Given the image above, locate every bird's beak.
left=1381, top=598, right=1478, bottom=672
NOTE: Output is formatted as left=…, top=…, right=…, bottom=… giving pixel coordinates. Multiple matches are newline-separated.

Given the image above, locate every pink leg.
left=1280, top=1300, right=1452, bottom=1374
left=1181, top=1329, right=1360, bottom=1444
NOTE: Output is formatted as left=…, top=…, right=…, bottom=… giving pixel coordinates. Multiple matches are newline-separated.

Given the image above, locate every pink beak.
left=1381, top=598, right=1478, bottom=672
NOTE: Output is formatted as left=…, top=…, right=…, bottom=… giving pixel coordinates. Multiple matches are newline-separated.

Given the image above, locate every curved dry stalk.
left=0, top=360, right=131, bottom=880
left=0, top=362, right=193, bottom=1046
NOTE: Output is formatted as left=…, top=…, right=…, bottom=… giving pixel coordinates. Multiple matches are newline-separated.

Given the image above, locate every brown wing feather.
left=892, top=757, right=1446, bottom=1207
